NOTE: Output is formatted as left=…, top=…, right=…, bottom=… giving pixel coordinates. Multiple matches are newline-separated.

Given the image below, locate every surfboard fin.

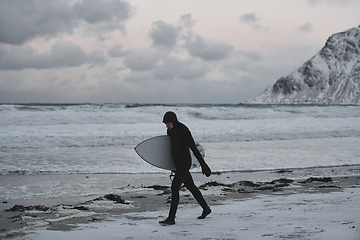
left=169, top=171, right=175, bottom=182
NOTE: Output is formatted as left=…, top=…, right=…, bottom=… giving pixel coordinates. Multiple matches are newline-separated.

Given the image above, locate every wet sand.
left=1, top=165, right=360, bottom=239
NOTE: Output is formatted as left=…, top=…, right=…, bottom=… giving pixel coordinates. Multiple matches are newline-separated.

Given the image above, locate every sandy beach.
left=1, top=165, right=359, bottom=240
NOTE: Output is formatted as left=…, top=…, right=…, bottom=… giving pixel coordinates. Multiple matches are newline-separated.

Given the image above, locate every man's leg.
left=159, top=170, right=186, bottom=225
left=183, top=172, right=211, bottom=219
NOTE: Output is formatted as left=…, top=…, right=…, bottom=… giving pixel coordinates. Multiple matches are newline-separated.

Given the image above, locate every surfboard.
left=134, top=135, right=204, bottom=171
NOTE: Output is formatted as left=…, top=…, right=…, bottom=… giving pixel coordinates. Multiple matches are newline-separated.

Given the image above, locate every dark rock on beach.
left=72, top=206, right=89, bottom=211
left=93, top=194, right=128, bottom=204
left=144, top=185, right=170, bottom=191
left=199, top=178, right=296, bottom=194
left=231, top=180, right=261, bottom=188
left=199, top=181, right=232, bottom=189
left=5, top=205, right=50, bottom=212
left=299, top=177, right=332, bottom=184
left=273, top=169, right=293, bottom=173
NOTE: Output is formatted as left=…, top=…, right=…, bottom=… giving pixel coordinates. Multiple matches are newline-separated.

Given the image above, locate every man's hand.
left=201, top=163, right=211, bottom=177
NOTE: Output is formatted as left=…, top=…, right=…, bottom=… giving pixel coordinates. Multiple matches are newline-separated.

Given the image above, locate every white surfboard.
left=134, top=135, right=204, bottom=171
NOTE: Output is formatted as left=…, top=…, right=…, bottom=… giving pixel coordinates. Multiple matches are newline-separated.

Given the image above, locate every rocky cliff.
left=248, top=26, right=360, bottom=104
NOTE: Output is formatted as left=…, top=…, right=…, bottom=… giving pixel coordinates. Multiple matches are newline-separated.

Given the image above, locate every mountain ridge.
left=247, top=25, right=360, bottom=104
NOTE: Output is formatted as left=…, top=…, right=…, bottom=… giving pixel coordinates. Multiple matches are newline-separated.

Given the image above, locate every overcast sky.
left=1, top=0, right=359, bottom=104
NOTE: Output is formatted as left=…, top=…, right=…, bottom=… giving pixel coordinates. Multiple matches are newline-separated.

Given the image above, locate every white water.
left=1, top=103, right=360, bottom=175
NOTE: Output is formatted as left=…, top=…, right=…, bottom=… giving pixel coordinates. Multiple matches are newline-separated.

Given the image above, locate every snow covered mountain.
left=247, top=26, right=360, bottom=104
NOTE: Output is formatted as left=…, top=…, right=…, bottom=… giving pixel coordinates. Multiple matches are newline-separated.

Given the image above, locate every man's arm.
left=187, top=131, right=211, bottom=177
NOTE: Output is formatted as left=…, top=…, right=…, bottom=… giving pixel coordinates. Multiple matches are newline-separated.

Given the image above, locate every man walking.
left=159, top=111, right=212, bottom=226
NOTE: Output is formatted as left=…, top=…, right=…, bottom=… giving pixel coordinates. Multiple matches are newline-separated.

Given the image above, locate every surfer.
left=159, top=111, right=212, bottom=226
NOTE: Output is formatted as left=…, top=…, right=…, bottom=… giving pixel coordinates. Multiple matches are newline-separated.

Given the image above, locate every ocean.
left=1, top=103, right=360, bottom=200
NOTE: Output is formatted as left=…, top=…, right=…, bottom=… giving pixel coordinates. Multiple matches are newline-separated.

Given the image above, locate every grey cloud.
left=239, top=51, right=264, bottom=61
left=239, top=13, right=258, bottom=24
left=49, top=41, right=88, bottom=67
left=297, top=23, right=314, bottom=34
left=240, top=12, right=269, bottom=32
left=73, top=0, right=133, bottom=37
left=0, top=0, right=133, bottom=45
left=307, top=0, right=321, bottom=5
left=73, top=0, right=131, bottom=24
left=252, top=23, right=270, bottom=32
left=0, top=47, right=7, bottom=59
left=0, top=1, right=74, bottom=45
left=107, top=44, right=129, bottom=57
left=185, top=36, right=234, bottom=61
left=0, top=40, right=106, bottom=70
left=149, top=21, right=179, bottom=48
left=88, top=50, right=107, bottom=67
left=123, top=71, right=151, bottom=84
left=153, top=57, right=208, bottom=80
left=179, top=13, right=196, bottom=29
left=123, top=48, right=165, bottom=71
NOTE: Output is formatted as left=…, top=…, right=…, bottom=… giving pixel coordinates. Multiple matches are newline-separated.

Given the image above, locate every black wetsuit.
left=162, top=111, right=211, bottom=221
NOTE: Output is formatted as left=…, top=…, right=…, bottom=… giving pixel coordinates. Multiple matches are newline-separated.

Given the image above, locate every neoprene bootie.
left=198, top=207, right=211, bottom=219
left=159, top=217, right=175, bottom=226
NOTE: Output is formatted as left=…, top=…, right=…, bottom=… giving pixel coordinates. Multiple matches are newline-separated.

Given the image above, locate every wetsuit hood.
left=162, top=111, right=179, bottom=124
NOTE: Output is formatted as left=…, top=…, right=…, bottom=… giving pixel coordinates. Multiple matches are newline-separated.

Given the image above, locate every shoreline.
left=1, top=165, right=360, bottom=239
left=1, top=164, right=359, bottom=210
